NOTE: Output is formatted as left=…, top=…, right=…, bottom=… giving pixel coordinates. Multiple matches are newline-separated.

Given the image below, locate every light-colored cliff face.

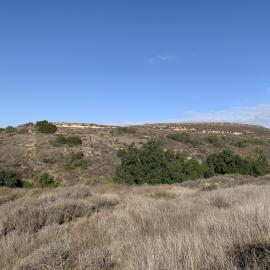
left=143, top=122, right=269, bottom=136
left=200, top=130, right=243, bottom=136
left=52, top=122, right=117, bottom=129
left=151, top=125, right=245, bottom=136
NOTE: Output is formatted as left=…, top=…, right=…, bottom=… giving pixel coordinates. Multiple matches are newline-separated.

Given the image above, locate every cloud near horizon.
left=183, top=104, right=270, bottom=127
left=148, top=54, right=176, bottom=63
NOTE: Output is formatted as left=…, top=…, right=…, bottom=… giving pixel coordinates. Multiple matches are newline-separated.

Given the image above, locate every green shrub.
left=206, top=150, right=268, bottom=177
left=235, top=138, right=264, bottom=148
left=0, top=170, right=23, bottom=188
left=167, top=132, right=200, bottom=146
left=114, top=141, right=269, bottom=185
left=22, top=181, right=33, bottom=188
left=116, top=126, right=137, bottom=135
left=247, top=149, right=269, bottom=176
left=36, top=120, right=57, bottom=134
left=35, top=173, right=58, bottom=188
left=66, top=151, right=89, bottom=170
left=4, top=126, right=17, bottom=133
left=66, top=136, right=82, bottom=146
left=50, top=135, right=82, bottom=147
left=114, top=140, right=206, bottom=184
left=207, top=135, right=223, bottom=147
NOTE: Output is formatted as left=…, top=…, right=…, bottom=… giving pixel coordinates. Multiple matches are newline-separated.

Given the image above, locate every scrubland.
left=1, top=177, right=270, bottom=269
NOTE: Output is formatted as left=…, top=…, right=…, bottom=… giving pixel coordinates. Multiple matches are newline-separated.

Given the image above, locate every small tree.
left=0, top=170, right=23, bottom=187
left=206, top=149, right=268, bottom=176
left=207, top=135, right=223, bottom=147
left=65, top=151, right=89, bottom=170
left=36, top=121, right=57, bottom=134
left=167, top=132, right=201, bottom=146
left=116, top=127, right=137, bottom=134
left=50, top=135, right=82, bottom=147
left=35, top=172, right=58, bottom=187
left=4, top=126, right=17, bottom=133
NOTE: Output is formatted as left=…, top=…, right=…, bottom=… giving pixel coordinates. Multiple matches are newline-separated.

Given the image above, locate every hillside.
left=1, top=123, right=270, bottom=269
left=0, top=122, right=270, bottom=184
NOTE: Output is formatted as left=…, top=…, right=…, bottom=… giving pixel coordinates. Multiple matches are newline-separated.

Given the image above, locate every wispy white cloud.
left=183, top=104, right=270, bottom=127
left=119, top=104, right=270, bottom=128
left=148, top=54, right=176, bottom=63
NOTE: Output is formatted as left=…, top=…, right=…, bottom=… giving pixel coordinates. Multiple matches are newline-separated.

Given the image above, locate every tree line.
left=114, top=140, right=269, bottom=184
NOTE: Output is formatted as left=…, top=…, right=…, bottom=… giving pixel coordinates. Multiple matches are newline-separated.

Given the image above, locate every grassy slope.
left=0, top=179, right=270, bottom=269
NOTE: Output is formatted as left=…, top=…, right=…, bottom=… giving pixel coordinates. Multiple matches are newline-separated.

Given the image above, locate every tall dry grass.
left=0, top=181, right=270, bottom=269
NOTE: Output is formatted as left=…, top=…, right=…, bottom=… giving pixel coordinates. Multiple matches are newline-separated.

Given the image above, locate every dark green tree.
left=35, top=173, right=57, bottom=187
left=114, top=140, right=206, bottom=184
left=0, top=170, right=23, bottom=187
left=4, top=126, right=17, bottom=133
left=50, top=135, right=82, bottom=147
left=36, top=121, right=57, bottom=134
left=206, top=150, right=268, bottom=176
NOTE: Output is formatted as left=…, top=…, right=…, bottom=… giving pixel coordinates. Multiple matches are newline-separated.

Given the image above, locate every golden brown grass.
left=1, top=181, right=270, bottom=269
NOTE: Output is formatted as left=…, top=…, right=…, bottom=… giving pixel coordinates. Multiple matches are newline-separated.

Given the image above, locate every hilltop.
left=0, top=122, right=270, bottom=184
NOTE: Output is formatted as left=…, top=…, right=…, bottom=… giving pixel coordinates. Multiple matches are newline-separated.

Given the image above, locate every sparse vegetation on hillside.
left=4, top=126, right=17, bottom=133
left=0, top=122, right=270, bottom=184
left=167, top=132, right=201, bottom=146
left=65, top=151, right=89, bottom=170
left=0, top=126, right=17, bottom=133
left=36, top=120, right=57, bottom=134
left=115, top=126, right=137, bottom=135
left=50, top=135, right=82, bottom=147
left=207, top=134, right=224, bottom=147
left=235, top=138, right=265, bottom=148
left=34, top=172, right=58, bottom=188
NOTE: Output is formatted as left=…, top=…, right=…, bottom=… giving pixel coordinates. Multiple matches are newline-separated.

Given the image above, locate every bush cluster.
left=115, top=126, right=137, bottom=135
left=0, top=126, right=17, bottom=133
left=0, top=170, right=23, bottom=187
left=50, top=135, right=82, bottom=147
left=65, top=152, right=89, bottom=170
left=4, top=126, right=17, bottom=133
left=235, top=138, right=264, bottom=148
left=36, top=121, right=57, bottom=134
left=114, top=140, right=208, bottom=184
left=207, top=135, right=223, bottom=147
left=35, top=173, right=58, bottom=188
left=167, top=132, right=200, bottom=146
left=114, top=141, right=269, bottom=184
left=206, top=150, right=268, bottom=177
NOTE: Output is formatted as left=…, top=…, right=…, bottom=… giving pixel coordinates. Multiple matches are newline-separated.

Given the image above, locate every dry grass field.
left=1, top=177, right=270, bottom=269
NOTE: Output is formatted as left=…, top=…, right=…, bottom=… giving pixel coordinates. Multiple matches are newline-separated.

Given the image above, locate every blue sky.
left=0, top=0, right=270, bottom=127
